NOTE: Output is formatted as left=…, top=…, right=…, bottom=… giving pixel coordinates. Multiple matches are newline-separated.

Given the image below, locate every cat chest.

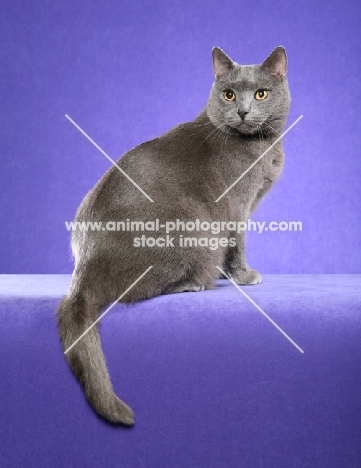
left=226, top=146, right=283, bottom=186
left=260, top=149, right=284, bottom=181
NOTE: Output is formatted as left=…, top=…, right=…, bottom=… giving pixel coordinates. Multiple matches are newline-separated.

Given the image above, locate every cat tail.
left=56, top=293, right=135, bottom=426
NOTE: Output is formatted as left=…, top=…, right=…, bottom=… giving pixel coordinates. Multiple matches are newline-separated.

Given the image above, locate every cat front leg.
left=224, top=211, right=262, bottom=285
left=250, top=178, right=273, bottom=214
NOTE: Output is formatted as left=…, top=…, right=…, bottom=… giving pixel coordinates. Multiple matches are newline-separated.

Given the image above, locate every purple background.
left=1, top=0, right=360, bottom=274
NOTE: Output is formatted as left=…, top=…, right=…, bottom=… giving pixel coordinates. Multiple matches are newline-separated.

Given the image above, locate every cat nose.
left=237, top=109, right=249, bottom=121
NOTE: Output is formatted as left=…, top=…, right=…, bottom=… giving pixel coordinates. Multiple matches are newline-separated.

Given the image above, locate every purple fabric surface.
left=1, top=275, right=360, bottom=467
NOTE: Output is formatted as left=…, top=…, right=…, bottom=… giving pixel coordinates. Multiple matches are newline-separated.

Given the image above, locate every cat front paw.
left=231, top=268, right=262, bottom=285
left=165, top=282, right=206, bottom=294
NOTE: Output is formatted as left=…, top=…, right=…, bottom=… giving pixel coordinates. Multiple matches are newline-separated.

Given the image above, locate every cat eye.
left=223, top=89, right=236, bottom=101
left=254, top=89, right=268, bottom=100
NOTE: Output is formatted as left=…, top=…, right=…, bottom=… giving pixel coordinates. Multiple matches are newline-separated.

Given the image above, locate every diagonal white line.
left=215, top=115, right=303, bottom=202
left=216, top=266, right=304, bottom=354
left=65, top=114, right=154, bottom=202
left=64, top=266, right=153, bottom=354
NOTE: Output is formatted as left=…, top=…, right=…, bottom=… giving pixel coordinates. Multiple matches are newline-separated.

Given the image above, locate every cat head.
left=207, top=47, right=291, bottom=135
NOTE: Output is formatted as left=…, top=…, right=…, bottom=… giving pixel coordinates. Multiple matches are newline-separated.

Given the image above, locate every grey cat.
left=57, top=46, right=290, bottom=425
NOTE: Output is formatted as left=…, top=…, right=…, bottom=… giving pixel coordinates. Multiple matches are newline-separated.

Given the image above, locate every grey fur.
left=57, top=46, right=291, bottom=425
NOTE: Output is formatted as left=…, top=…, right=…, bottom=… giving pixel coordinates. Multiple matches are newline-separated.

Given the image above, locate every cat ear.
left=261, top=46, right=287, bottom=79
left=212, top=47, right=234, bottom=79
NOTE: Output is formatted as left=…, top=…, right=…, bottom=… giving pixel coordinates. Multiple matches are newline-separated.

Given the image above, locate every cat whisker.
left=200, top=123, right=226, bottom=146
left=189, top=120, right=217, bottom=138
left=219, top=127, right=229, bottom=155
left=210, top=126, right=226, bottom=148
left=193, top=121, right=215, bottom=128
left=189, top=126, right=215, bottom=138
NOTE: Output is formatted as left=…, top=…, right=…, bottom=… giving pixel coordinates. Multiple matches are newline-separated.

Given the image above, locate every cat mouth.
left=230, top=121, right=259, bottom=135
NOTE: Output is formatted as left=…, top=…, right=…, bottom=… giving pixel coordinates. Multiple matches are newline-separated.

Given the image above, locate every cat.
left=57, top=46, right=291, bottom=425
